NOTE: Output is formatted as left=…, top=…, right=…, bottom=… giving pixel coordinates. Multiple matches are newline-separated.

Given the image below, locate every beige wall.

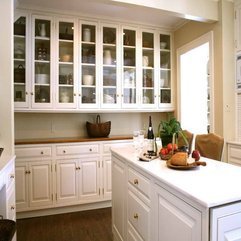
left=173, top=0, right=235, bottom=143
left=0, top=0, right=14, bottom=158
left=14, top=112, right=168, bottom=139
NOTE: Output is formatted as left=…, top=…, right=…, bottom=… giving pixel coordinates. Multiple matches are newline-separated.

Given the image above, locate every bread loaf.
left=170, top=152, right=188, bottom=166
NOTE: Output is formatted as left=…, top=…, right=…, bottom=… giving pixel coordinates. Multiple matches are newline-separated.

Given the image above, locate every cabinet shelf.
left=35, top=36, right=50, bottom=41
left=14, top=35, right=25, bottom=39
left=59, top=61, right=73, bottom=65
left=14, top=58, right=25, bottom=62
left=35, top=60, right=50, bottom=64
left=34, top=83, right=50, bottom=86
left=14, top=82, right=26, bottom=85
left=123, top=45, right=135, bottom=49
left=82, top=85, right=95, bottom=88
left=160, top=49, right=170, bottom=52
left=103, top=43, right=116, bottom=47
left=82, top=41, right=95, bottom=45
left=59, top=84, right=74, bottom=87
left=59, top=39, right=74, bottom=43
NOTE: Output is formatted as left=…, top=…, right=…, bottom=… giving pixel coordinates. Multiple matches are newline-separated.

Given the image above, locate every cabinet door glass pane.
left=81, top=24, right=96, bottom=104
left=103, top=27, right=117, bottom=104
left=160, top=34, right=171, bottom=104
left=34, top=19, right=51, bottom=103
left=58, top=21, right=74, bottom=104
left=14, top=16, right=26, bottom=102
left=142, top=32, right=154, bottom=104
left=123, top=29, right=136, bottom=104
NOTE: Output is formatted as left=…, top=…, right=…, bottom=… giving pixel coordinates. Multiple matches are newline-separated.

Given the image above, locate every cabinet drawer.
left=56, top=144, right=99, bottom=156
left=15, top=146, right=52, bottom=158
left=103, top=141, right=131, bottom=154
left=128, top=168, right=150, bottom=198
left=128, top=190, right=150, bottom=241
left=228, top=145, right=241, bottom=166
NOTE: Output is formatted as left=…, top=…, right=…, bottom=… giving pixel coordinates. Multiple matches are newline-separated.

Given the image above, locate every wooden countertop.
left=15, top=135, right=132, bottom=145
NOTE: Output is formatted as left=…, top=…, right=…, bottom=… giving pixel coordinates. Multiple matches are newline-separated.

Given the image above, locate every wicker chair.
left=195, top=133, right=224, bottom=161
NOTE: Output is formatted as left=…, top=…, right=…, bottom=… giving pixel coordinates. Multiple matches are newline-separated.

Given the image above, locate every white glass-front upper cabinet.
left=14, top=14, right=30, bottom=109
left=101, top=24, right=120, bottom=108
left=55, top=18, right=77, bottom=109
left=79, top=21, right=98, bottom=109
left=32, top=15, right=53, bottom=109
left=159, top=34, right=172, bottom=108
left=141, top=30, right=157, bottom=109
left=122, top=27, right=138, bottom=108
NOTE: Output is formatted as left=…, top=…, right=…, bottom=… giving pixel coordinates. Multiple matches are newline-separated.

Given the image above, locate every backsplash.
left=14, top=112, right=170, bottom=139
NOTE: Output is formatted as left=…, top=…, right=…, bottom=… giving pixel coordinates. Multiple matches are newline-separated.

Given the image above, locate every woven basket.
left=86, top=115, right=111, bottom=138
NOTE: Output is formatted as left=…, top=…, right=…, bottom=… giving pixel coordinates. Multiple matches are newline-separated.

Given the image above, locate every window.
left=177, top=32, right=213, bottom=134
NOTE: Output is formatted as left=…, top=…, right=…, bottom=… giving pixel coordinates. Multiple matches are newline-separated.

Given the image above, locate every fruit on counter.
left=159, top=143, right=178, bottom=155
left=191, top=150, right=201, bottom=161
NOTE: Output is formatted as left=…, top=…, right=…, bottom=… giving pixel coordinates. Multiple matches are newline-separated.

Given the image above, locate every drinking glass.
left=133, top=130, right=140, bottom=151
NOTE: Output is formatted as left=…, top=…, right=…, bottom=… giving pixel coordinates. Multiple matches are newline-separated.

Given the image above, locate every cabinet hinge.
left=99, top=188, right=100, bottom=195
left=52, top=194, right=53, bottom=201
left=102, top=188, right=104, bottom=195
left=56, top=193, right=57, bottom=200
left=98, top=161, right=100, bottom=168
left=235, top=10, right=237, bottom=20
left=55, top=164, right=57, bottom=172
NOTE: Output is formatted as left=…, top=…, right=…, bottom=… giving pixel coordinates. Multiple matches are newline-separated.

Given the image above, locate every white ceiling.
left=17, top=0, right=188, bottom=30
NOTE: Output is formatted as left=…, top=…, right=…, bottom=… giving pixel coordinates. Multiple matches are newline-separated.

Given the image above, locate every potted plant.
left=158, top=117, right=188, bottom=148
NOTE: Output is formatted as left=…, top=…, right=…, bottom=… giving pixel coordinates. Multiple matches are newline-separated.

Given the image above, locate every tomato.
left=160, top=148, right=167, bottom=155
left=167, top=143, right=173, bottom=152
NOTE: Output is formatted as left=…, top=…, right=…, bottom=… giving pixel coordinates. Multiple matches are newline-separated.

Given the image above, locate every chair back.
left=195, top=133, right=224, bottom=161
left=178, top=130, right=194, bottom=153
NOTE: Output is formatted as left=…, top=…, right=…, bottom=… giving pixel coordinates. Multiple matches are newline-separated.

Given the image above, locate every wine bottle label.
left=147, top=139, right=154, bottom=152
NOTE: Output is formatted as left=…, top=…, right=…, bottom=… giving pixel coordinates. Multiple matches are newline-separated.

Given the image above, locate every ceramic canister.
left=103, top=50, right=112, bottom=65
left=83, top=28, right=91, bottom=42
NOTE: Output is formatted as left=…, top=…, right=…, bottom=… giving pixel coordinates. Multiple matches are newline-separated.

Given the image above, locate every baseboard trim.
left=16, top=200, right=112, bottom=219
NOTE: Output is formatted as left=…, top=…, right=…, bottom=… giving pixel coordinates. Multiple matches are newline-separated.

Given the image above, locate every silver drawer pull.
left=89, top=148, right=92, bottom=152
left=10, top=174, right=15, bottom=179
left=11, top=206, right=15, bottom=210
left=134, top=179, right=138, bottom=185
left=134, top=213, right=138, bottom=219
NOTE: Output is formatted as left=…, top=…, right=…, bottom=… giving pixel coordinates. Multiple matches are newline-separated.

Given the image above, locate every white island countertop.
left=111, top=146, right=241, bottom=208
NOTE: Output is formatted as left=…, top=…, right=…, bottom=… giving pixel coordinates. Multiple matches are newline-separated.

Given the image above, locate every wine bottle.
left=147, top=116, right=154, bottom=155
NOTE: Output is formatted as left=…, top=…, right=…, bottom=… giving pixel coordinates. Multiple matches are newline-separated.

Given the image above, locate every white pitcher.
left=38, top=23, right=46, bottom=37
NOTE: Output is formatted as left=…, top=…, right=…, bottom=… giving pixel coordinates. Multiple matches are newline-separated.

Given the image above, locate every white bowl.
left=160, top=42, right=167, bottom=49
left=35, top=74, right=49, bottom=84
left=83, top=75, right=94, bottom=85
left=104, top=94, right=115, bottom=103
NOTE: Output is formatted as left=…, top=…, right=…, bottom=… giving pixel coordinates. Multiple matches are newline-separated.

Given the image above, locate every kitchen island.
left=111, top=146, right=241, bottom=241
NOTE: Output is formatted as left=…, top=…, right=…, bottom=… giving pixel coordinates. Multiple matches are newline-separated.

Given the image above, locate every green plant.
left=158, top=117, right=188, bottom=147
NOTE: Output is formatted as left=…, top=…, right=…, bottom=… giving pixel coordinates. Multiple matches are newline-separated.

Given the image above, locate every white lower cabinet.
left=155, top=184, right=201, bottom=241
left=211, top=202, right=241, bottom=241
left=112, top=150, right=241, bottom=241
left=112, top=157, right=126, bottom=241
left=15, top=139, right=131, bottom=214
left=56, top=157, right=100, bottom=204
left=15, top=160, right=53, bottom=210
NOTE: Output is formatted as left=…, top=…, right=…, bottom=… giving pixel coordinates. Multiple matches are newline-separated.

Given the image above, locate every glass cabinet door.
left=142, top=31, right=155, bottom=106
left=102, top=25, right=118, bottom=107
left=14, top=16, right=28, bottom=107
left=122, top=28, right=137, bottom=106
left=159, top=34, right=171, bottom=105
left=57, top=20, right=75, bottom=107
left=33, top=16, right=52, bottom=107
left=80, top=22, right=97, bottom=107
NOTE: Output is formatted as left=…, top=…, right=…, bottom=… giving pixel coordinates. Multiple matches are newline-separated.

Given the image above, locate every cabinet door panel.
left=155, top=185, right=201, bottom=241
left=29, top=161, right=53, bottom=207
left=79, top=157, right=100, bottom=200
left=211, top=202, right=241, bottom=241
left=15, top=163, right=28, bottom=210
left=56, top=160, right=78, bottom=203
left=103, top=156, right=112, bottom=199
left=112, top=157, right=126, bottom=241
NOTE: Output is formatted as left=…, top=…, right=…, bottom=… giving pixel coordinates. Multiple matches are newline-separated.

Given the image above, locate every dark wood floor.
left=16, top=208, right=113, bottom=241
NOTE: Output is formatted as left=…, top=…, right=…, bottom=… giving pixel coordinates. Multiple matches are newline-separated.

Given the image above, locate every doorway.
left=177, top=32, right=213, bottom=134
